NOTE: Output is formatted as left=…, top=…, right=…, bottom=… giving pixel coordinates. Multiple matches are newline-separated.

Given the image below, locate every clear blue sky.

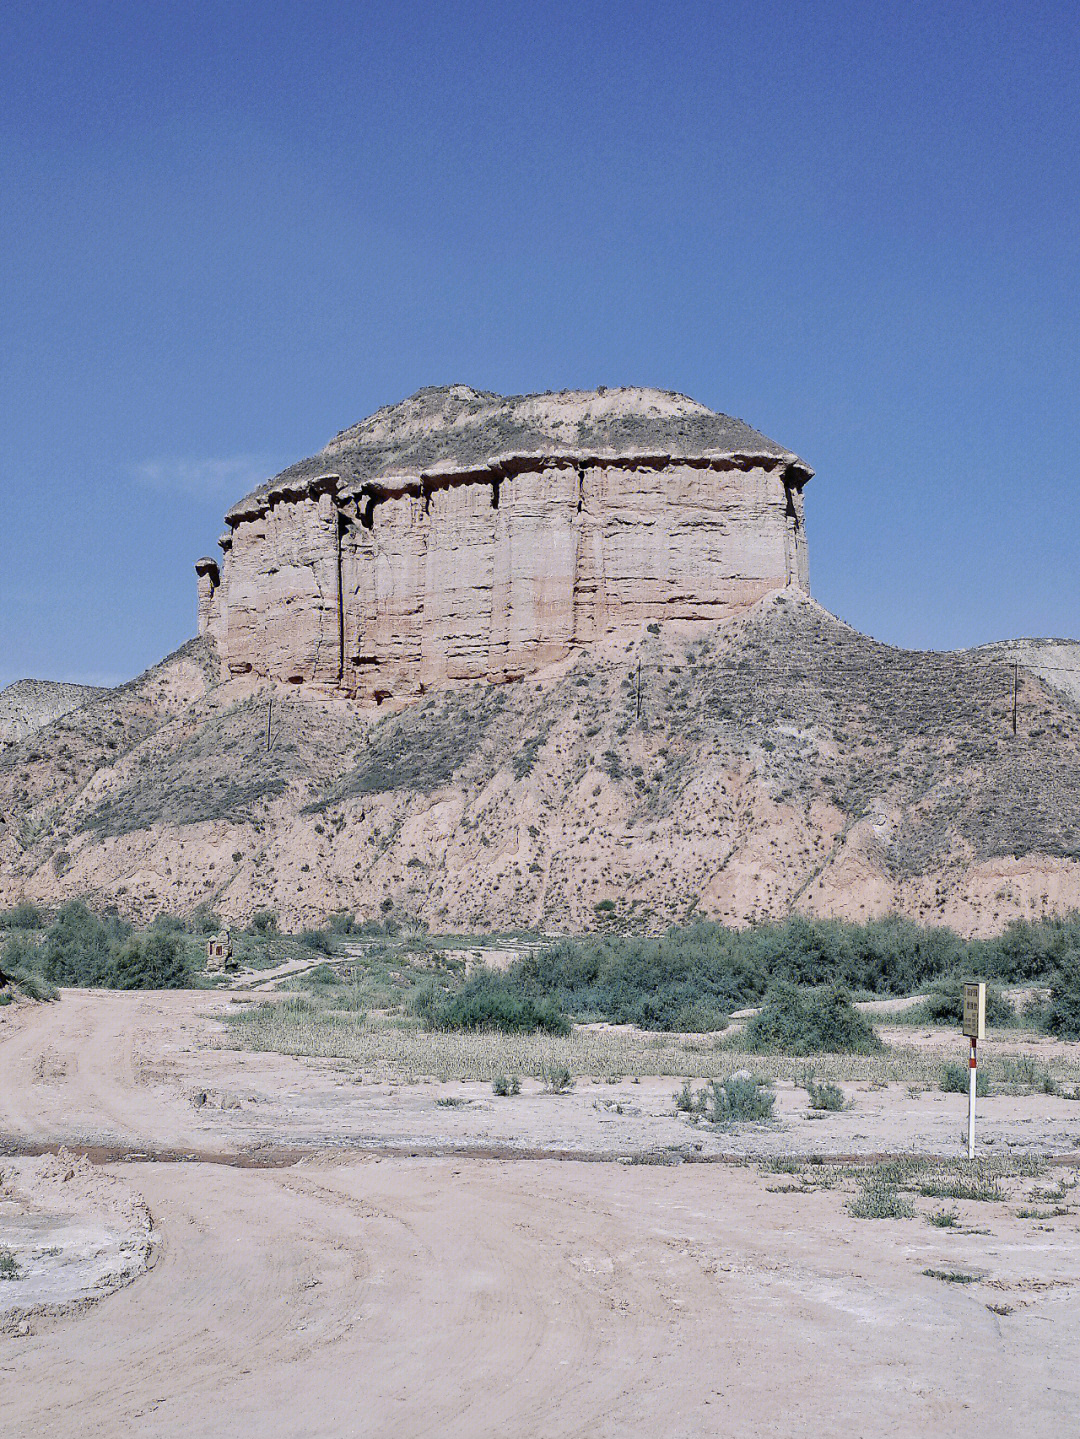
left=2, top=0, right=1078, bottom=687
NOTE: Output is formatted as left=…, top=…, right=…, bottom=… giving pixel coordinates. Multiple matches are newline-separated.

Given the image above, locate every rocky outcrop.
left=5, top=596, right=1080, bottom=935
left=197, top=387, right=813, bottom=699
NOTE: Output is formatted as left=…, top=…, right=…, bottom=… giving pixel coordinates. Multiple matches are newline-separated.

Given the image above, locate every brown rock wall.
left=200, top=456, right=809, bottom=698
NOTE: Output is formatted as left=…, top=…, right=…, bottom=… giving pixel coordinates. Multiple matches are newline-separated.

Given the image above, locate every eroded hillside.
left=2, top=595, right=1079, bottom=933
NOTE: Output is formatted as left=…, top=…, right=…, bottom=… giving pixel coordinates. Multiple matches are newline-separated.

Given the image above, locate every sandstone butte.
left=195, top=386, right=814, bottom=699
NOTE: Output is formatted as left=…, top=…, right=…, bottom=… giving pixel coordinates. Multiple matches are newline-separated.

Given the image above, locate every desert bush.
left=300, top=929, right=334, bottom=955
left=416, top=972, right=569, bottom=1035
left=249, top=910, right=278, bottom=935
left=507, top=927, right=740, bottom=1031
left=109, top=931, right=191, bottom=990
left=492, top=1073, right=521, bottom=1096
left=187, top=906, right=224, bottom=935
left=297, top=963, right=341, bottom=986
left=0, top=901, right=45, bottom=930
left=940, top=1062, right=989, bottom=1096
left=7, top=967, right=58, bottom=1002
left=914, top=977, right=1015, bottom=1028
left=0, top=1248, right=20, bottom=1280
left=39, top=901, right=131, bottom=986
left=805, top=1078, right=846, bottom=1111
left=743, top=982, right=883, bottom=1055
left=697, top=1074, right=775, bottom=1124
left=541, top=1063, right=574, bottom=1093
left=502, top=913, right=1080, bottom=1032
left=1043, top=951, right=1080, bottom=1039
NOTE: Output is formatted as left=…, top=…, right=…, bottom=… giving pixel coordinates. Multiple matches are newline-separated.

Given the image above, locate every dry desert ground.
left=1, top=986, right=1079, bottom=1438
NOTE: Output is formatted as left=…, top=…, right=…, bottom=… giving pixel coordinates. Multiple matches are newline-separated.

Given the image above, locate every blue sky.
left=2, top=0, right=1078, bottom=687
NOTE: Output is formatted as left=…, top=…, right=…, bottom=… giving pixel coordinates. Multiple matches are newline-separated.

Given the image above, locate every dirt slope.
left=2, top=595, right=1080, bottom=933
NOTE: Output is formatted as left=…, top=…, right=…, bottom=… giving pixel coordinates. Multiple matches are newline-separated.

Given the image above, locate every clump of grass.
left=804, top=1078, right=847, bottom=1111
left=918, top=1175, right=1005, bottom=1203
left=848, top=1174, right=915, bottom=1219
left=923, top=1268, right=977, bottom=1283
left=0, top=1248, right=21, bottom=1280
left=679, top=1075, right=775, bottom=1125
left=940, top=1062, right=989, bottom=1096
left=541, top=1063, right=574, bottom=1093
left=927, top=1208, right=961, bottom=1228
left=296, top=963, right=341, bottom=987
left=997, top=1054, right=1059, bottom=1094
left=435, top=1096, right=468, bottom=1108
left=492, top=1073, right=521, bottom=1097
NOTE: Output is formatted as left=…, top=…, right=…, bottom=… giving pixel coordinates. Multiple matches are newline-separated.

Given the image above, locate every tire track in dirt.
left=5, top=1157, right=1078, bottom=1439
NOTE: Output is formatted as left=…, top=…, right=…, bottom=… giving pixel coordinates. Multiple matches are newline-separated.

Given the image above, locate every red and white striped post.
left=962, top=983, right=986, bottom=1160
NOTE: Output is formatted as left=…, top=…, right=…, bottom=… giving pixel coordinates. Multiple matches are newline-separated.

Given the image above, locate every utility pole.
left=963, top=983, right=985, bottom=1159
left=1011, top=663, right=1018, bottom=736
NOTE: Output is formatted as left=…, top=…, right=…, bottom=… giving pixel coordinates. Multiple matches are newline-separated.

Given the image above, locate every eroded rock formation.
left=197, top=387, right=813, bottom=699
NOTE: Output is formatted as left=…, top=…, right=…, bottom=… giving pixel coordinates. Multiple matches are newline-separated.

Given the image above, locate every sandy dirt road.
left=5, top=1156, right=1078, bottom=1439
left=2, top=992, right=1080, bottom=1437
left=4, top=989, right=1080, bottom=1162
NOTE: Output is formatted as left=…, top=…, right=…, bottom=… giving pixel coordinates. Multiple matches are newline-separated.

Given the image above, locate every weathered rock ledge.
left=196, top=386, right=813, bottom=700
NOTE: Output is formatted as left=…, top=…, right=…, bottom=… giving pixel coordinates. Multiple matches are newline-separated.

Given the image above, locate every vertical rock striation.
left=196, top=386, right=813, bottom=699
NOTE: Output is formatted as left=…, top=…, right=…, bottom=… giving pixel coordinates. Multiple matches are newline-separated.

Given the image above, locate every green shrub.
left=0, top=1248, right=20, bottom=1280
left=805, top=1078, right=846, bottom=1111
left=744, top=982, right=883, bottom=1055
left=915, top=977, right=1015, bottom=1027
left=109, top=931, right=191, bottom=990
left=0, top=902, right=45, bottom=930
left=681, top=1075, right=775, bottom=1124
left=249, top=910, right=278, bottom=935
left=940, top=1062, right=989, bottom=1096
left=416, top=972, right=569, bottom=1035
left=541, top=1063, right=574, bottom=1093
left=492, top=1073, right=521, bottom=1096
left=8, top=967, right=58, bottom=1002
left=187, top=906, right=223, bottom=935
left=1044, top=952, right=1080, bottom=1039
left=39, top=901, right=131, bottom=986
left=300, top=930, right=334, bottom=955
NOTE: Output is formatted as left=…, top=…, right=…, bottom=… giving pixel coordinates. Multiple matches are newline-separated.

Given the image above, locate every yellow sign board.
left=962, top=982, right=986, bottom=1040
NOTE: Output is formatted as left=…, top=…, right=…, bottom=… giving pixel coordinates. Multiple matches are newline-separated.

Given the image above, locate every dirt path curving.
left=5, top=1156, right=1078, bottom=1439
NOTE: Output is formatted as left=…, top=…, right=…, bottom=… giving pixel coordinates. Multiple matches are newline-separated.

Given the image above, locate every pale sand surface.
left=2, top=990, right=1079, bottom=1437
left=1, top=989, right=1078, bottom=1161
left=4, top=1156, right=1079, bottom=1439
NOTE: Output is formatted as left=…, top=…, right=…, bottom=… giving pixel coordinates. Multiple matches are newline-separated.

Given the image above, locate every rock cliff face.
left=197, top=387, right=812, bottom=699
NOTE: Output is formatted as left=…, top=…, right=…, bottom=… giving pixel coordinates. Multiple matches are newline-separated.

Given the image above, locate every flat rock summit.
left=4, top=385, right=1080, bottom=933
left=196, top=387, right=812, bottom=699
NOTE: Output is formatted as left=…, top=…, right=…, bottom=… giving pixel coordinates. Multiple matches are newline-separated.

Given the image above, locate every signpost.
left=962, top=982, right=986, bottom=1159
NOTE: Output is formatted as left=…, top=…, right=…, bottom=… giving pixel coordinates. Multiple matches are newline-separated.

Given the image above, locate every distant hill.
left=0, top=679, right=111, bottom=747
left=2, top=596, right=1078, bottom=936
